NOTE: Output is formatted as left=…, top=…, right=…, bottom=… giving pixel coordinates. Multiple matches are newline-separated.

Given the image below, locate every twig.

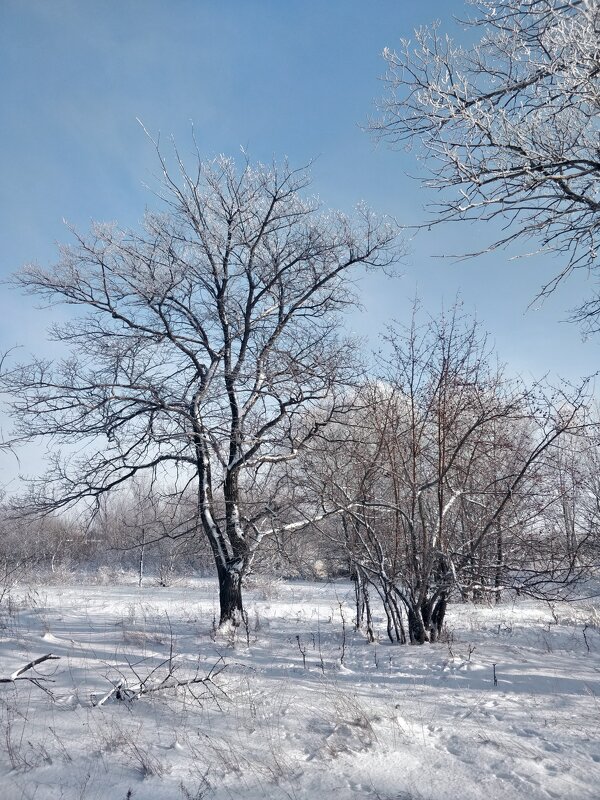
left=338, top=600, right=347, bottom=666
left=583, top=624, right=590, bottom=653
left=296, top=635, right=307, bottom=669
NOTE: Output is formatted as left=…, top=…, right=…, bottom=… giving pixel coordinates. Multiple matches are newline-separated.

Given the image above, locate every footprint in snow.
left=512, top=726, right=539, bottom=738
left=542, top=741, right=561, bottom=753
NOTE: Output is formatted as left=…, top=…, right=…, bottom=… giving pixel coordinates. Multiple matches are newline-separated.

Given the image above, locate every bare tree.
left=1, top=151, right=399, bottom=626
left=372, top=0, right=600, bottom=316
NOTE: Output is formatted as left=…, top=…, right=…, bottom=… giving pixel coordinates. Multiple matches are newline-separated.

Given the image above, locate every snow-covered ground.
left=1, top=578, right=599, bottom=799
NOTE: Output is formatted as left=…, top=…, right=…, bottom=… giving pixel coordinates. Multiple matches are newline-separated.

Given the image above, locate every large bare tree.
left=2, top=151, right=398, bottom=625
left=373, top=0, right=600, bottom=318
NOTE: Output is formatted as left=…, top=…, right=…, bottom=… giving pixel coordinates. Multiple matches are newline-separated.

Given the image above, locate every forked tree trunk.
left=407, top=593, right=447, bottom=644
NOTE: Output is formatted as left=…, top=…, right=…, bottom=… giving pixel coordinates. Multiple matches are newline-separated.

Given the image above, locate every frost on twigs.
left=373, top=0, right=600, bottom=314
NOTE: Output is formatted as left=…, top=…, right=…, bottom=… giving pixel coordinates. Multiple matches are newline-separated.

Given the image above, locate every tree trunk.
left=407, top=605, right=429, bottom=644
left=364, top=582, right=375, bottom=643
left=353, top=569, right=364, bottom=629
left=217, top=563, right=244, bottom=626
left=429, top=593, right=447, bottom=641
left=138, top=527, right=145, bottom=588
left=495, top=522, right=503, bottom=604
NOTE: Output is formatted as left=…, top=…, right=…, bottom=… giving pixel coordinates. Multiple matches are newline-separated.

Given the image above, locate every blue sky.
left=0, top=0, right=597, bottom=392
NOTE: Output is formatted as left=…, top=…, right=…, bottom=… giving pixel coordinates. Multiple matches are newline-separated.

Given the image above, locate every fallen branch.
left=94, top=680, right=125, bottom=707
left=0, top=653, right=60, bottom=695
left=93, top=656, right=228, bottom=708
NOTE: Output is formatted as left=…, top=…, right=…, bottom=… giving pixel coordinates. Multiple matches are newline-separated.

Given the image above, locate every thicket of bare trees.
left=0, top=481, right=213, bottom=590
left=300, top=308, right=593, bottom=643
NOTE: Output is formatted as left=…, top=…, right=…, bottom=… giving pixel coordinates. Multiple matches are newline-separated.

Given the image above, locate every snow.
left=1, top=579, right=599, bottom=799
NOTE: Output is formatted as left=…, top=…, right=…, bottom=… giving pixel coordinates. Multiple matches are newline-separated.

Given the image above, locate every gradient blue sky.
left=1, top=0, right=597, bottom=396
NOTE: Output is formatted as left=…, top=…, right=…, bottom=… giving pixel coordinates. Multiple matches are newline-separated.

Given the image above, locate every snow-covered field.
left=1, top=578, right=599, bottom=800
